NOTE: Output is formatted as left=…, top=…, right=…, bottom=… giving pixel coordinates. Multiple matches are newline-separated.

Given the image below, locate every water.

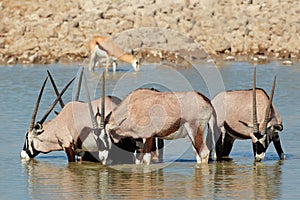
left=0, top=61, right=300, bottom=199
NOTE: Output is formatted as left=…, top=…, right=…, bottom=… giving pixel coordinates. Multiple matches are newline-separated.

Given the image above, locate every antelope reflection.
left=22, top=160, right=282, bottom=199
left=211, top=161, right=282, bottom=199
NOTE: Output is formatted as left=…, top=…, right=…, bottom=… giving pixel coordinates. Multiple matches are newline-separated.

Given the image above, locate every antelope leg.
left=143, top=137, right=154, bottom=165
left=252, top=142, right=257, bottom=158
left=157, top=138, right=164, bottom=163
left=221, top=132, right=235, bottom=161
left=272, top=134, right=286, bottom=160
left=64, top=146, right=75, bottom=162
left=215, top=135, right=223, bottom=161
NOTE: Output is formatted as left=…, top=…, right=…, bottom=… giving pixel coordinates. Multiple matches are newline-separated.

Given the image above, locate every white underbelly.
left=95, top=47, right=108, bottom=58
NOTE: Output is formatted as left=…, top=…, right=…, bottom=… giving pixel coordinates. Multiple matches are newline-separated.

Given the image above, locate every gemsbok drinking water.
left=21, top=70, right=157, bottom=164
left=88, top=36, right=141, bottom=73
left=212, top=68, right=284, bottom=161
left=81, top=73, right=164, bottom=164
left=20, top=71, right=135, bottom=163
left=92, top=86, right=222, bottom=165
left=20, top=75, right=75, bottom=160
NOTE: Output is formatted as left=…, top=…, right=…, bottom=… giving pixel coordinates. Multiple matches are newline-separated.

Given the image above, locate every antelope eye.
left=34, top=123, right=43, bottom=130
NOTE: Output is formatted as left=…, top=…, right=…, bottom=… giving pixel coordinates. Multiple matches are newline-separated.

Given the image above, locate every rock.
left=225, top=56, right=235, bottom=61
left=282, top=60, right=293, bottom=65
left=0, top=0, right=299, bottom=64
left=57, top=22, right=70, bottom=39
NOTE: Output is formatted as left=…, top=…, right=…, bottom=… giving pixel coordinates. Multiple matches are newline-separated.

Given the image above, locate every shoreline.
left=1, top=54, right=296, bottom=68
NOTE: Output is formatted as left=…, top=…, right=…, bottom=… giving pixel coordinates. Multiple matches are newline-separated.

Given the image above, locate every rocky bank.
left=0, top=0, right=299, bottom=65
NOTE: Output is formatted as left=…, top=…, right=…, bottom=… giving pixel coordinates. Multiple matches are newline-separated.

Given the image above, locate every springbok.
left=88, top=36, right=140, bottom=73
left=212, top=68, right=284, bottom=161
left=93, top=87, right=222, bottom=165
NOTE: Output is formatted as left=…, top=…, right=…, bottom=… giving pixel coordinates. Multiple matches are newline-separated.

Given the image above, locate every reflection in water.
left=3, top=62, right=299, bottom=199
left=22, top=160, right=167, bottom=199
left=212, top=161, right=282, bottom=199
left=22, top=159, right=282, bottom=199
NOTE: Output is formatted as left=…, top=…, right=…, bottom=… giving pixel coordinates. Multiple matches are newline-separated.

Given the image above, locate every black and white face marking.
left=20, top=130, right=40, bottom=159
left=254, top=130, right=273, bottom=162
left=255, top=136, right=267, bottom=161
left=21, top=132, right=31, bottom=159
left=93, top=128, right=112, bottom=165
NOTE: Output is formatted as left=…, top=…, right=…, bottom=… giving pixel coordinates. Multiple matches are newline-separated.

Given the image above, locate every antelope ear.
left=273, top=124, right=283, bottom=131
left=95, top=107, right=101, bottom=117
left=105, top=111, right=112, bottom=124
left=131, top=49, right=135, bottom=56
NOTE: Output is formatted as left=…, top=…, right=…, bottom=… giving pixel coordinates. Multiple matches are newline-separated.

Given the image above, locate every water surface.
left=0, top=61, right=299, bottom=199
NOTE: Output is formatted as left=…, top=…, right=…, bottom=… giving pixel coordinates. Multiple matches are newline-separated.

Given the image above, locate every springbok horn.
left=47, top=70, right=65, bottom=108
left=100, top=72, right=105, bottom=129
left=83, top=72, right=98, bottom=130
left=38, top=77, right=75, bottom=124
left=74, top=67, right=84, bottom=101
left=29, top=77, right=48, bottom=131
left=253, top=67, right=259, bottom=134
left=261, top=75, right=276, bottom=135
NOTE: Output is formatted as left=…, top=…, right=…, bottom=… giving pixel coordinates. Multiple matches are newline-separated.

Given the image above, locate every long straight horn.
left=29, top=77, right=48, bottom=130
left=253, top=67, right=259, bottom=134
left=100, top=72, right=105, bottom=129
left=83, top=72, right=98, bottom=130
left=261, top=75, right=276, bottom=135
left=47, top=70, right=65, bottom=108
left=74, top=67, right=84, bottom=101
left=39, top=77, right=75, bottom=124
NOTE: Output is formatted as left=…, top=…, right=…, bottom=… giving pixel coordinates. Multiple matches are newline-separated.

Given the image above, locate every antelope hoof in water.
left=143, top=153, right=151, bottom=165
left=280, top=153, right=286, bottom=160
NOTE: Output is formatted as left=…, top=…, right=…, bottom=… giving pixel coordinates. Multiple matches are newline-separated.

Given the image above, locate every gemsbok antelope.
left=20, top=71, right=127, bottom=163
left=20, top=75, right=75, bottom=160
left=82, top=72, right=164, bottom=164
left=21, top=70, right=146, bottom=164
left=44, top=70, right=162, bottom=164
left=88, top=36, right=140, bottom=73
left=212, top=68, right=284, bottom=161
left=93, top=88, right=222, bottom=165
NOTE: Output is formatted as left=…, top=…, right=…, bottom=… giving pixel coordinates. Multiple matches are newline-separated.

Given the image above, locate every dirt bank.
left=0, top=0, right=299, bottom=65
